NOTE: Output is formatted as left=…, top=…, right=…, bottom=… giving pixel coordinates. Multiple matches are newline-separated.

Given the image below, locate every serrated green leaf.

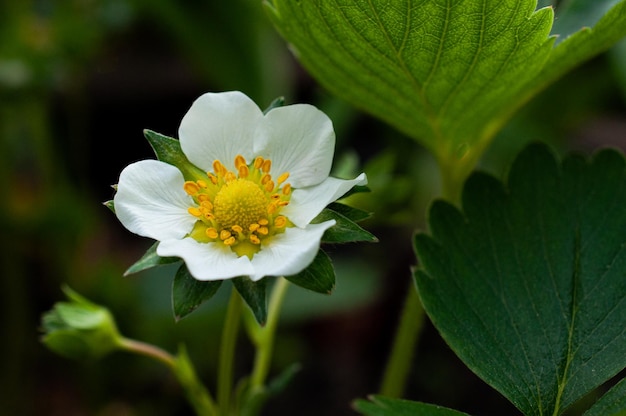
left=265, top=0, right=555, bottom=179
left=313, top=208, right=378, bottom=243
left=124, top=242, right=180, bottom=276
left=414, top=143, right=626, bottom=415
left=172, top=264, right=223, bottom=321
left=284, top=249, right=335, bottom=294
left=524, top=1, right=626, bottom=106
left=353, top=395, right=470, bottom=416
left=143, top=129, right=205, bottom=181
left=584, top=377, right=626, bottom=416
left=263, top=96, right=285, bottom=114
left=232, top=276, right=267, bottom=325
left=550, top=0, right=623, bottom=43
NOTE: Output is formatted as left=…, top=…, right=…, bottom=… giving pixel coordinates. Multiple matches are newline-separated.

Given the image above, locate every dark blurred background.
left=2, top=1, right=626, bottom=415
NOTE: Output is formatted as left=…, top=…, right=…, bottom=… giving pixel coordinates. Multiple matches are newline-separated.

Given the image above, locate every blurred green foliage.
left=1, top=1, right=625, bottom=415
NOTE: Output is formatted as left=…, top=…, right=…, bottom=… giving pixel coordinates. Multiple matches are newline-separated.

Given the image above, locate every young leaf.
left=414, top=143, right=626, bottom=415
left=172, top=264, right=222, bottom=321
left=353, top=395, right=470, bottom=416
left=284, top=249, right=335, bottom=294
left=232, top=276, right=268, bottom=325
left=124, top=242, right=181, bottom=276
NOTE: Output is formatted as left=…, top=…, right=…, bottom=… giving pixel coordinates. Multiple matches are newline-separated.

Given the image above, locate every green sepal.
left=263, top=96, right=285, bottom=114
left=232, top=276, right=268, bottom=326
left=338, top=184, right=370, bottom=200
left=124, top=242, right=181, bottom=276
left=313, top=208, right=378, bottom=244
left=143, top=129, right=206, bottom=181
left=284, top=249, right=335, bottom=294
left=103, top=200, right=115, bottom=214
left=172, top=264, right=223, bottom=321
left=353, top=395, right=470, bottom=416
left=327, top=201, right=372, bottom=223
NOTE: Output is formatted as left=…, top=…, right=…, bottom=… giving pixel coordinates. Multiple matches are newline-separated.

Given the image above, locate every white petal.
left=114, top=160, right=196, bottom=240
left=248, top=221, right=336, bottom=281
left=283, top=173, right=368, bottom=228
left=157, top=238, right=254, bottom=281
left=255, top=104, right=335, bottom=188
left=178, top=91, right=264, bottom=172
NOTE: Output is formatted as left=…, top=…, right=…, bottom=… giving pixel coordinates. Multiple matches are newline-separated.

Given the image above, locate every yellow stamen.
left=238, top=164, right=249, bottom=178
left=277, top=172, right=289, bottom=185
left=232, top=225, right=243, bottom=234
left=188, top=207, right=202, bottom=217
left=206, top=228, right=218, bottom=239
left=254, top=156, right=264, bottom=169
left=262, top=159, right=271, bottom=173
left=250, top=234, right=261, bottom=244
left=274, top=216, right=287, bottom=228
left=224, top=171, right=237, bottom=183
left=213, top=160, right=226, bottom=176
left=235, top=154, right=247, bottom=169
left=257, top=227, right=269, bottom=235
left=220, top=230, right=232, bottom=240
left=224, top=236, right=236, bottom=245
left=184, top=181, right=200, bottom=195
left=207, top=172, right=218, bottom=184
left=249, top=223, right=260, bottom=232
left=261, top=174, right=272, bottom=185
left=264, top=180, right=275, bottom=192
left=258, top=218, right=269, bottom=226
left=197, top=180, right=208, bottom=188
left=282, top=183, right=291, bottom=195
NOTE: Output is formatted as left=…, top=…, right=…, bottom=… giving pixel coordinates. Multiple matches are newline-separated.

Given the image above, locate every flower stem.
left=379, top=285, right=424, bottom=397
left=118, top=337, right=177, bottom=368
left=118, top=338, right=218, bottom=416
left=217, top=287, right=243, bottom=414
left=249, top=277, right=290, bottom=390
left=379, top=151, right=469, bottom=398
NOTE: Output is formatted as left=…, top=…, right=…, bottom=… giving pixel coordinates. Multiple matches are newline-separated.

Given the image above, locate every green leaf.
left=523, top=1, right=626, bottom=107
left=414, top=143, right=626, bottom=415
left=312, top=208, right=378, bottom=243
left=584, top=377, right=626, bottom=416
left=550, top=0, right=623, bottom=43
left=265, top=0, right=555, bottom=176
left=172, top=264, right=223, bottom=321
left=284, top=249, right=335, bottom=294
left=124, top=242, right=181, bottom=276
left=143, top=129, right=205, bottom=181
left=232, top=276, right=267, bottom=325
left=265, top=0, right=626, bottom=182
left=353, top=395, right=470, bottom=416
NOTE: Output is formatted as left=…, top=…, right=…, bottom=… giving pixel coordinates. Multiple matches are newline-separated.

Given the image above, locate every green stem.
left=379, top=283, right=425, bottom=397
left=249, top=277, right=290, bottom=390
left=379, top=149, right=472, bottom=398
left=118, top=338, right=218, bottom=416
left=118, top=337, right=178, bottom=368
left=217, top=287, right=243, bottom=414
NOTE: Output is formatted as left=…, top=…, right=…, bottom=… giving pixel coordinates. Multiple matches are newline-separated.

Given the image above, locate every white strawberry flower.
left=113, top=91, right=367, bottom=281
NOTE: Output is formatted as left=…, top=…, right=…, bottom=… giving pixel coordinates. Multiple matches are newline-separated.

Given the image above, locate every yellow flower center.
left=183, top=154, right=293, bottom=258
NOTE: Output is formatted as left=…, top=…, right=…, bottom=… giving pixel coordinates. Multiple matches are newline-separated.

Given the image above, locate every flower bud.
left=40, top=286, right=122, bottom=360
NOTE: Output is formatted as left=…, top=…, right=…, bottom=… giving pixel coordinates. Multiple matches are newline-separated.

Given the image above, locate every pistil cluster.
left=183, top=155, right=292, bottom=258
